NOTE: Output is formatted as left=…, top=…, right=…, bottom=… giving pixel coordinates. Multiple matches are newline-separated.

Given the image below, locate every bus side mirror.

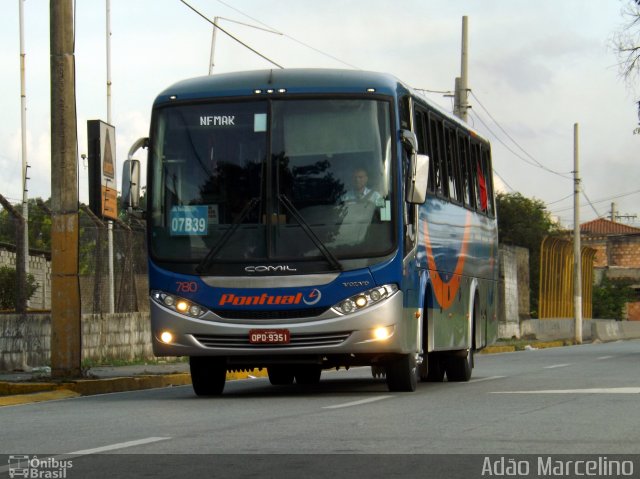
left=407, top=154, right=429, bottom=204
left=122, top=137, right=148, bottom=213
left=401, top=130, right=429, bottom=204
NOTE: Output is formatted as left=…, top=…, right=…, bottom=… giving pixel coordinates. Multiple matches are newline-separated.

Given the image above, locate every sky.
left=0, top=0, right=638, bottom=228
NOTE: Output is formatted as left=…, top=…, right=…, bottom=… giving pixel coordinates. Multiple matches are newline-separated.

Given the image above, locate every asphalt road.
left=1, top=340, right=639, bottom=477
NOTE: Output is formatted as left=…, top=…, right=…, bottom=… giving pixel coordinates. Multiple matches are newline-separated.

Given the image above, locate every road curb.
left=481, top=339, right=574, bottom=354
left=0, top=369, right=269, bottom=406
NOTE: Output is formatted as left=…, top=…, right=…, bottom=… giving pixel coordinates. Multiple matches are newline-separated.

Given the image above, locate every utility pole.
left=50, top=0, right=82, bottom=378
left=106, top=0, right=115, bottom=314
left=610, top=202, right=617, bottom=222
left=573, top=123, right=582, bottom=345
left=208, top=16, right=219, bottom=74
left=19, top=0, right=29, bottom=306
left=454, top=16, right=470, bottom=122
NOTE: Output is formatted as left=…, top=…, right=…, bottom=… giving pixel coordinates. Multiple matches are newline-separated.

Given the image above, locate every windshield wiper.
left=196, top=197, right=260, bottom=274
left=278, top=194, right=342, bottom=271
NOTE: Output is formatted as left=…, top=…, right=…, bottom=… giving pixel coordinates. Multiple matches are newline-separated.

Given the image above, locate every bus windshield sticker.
left=170, top=205, right=209, bottom=236
left=380, top=200, right=391, bottom=222
left=254, top=113, right=267, bottom=132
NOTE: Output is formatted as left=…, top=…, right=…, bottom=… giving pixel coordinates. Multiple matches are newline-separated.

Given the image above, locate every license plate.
left=249, top=329, right=291, bottom=344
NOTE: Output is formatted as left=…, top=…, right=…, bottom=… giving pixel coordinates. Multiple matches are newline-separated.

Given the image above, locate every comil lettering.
left=200, top=115, right=235, bottom=126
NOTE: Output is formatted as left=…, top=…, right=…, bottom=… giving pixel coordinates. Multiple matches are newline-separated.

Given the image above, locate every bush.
left=592, top=277, right=634, bottom=321
left=0, top=266, right=38, bottom=310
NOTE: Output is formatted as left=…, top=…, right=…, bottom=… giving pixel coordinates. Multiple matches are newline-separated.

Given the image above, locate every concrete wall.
left=498, top=245, right=530, bottom=338
left=0, top=312, right=153, bottom=371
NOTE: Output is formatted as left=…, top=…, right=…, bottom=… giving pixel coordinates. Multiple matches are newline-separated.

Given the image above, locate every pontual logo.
left=303, top=289, right=322, bottom=305
left=219, top=289, right=322, bottom=307
left=244, top=265, right=298, bottom=273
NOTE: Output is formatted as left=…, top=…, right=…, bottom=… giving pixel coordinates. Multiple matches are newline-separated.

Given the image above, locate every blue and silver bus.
left=123, top=69, right=498, bottom=394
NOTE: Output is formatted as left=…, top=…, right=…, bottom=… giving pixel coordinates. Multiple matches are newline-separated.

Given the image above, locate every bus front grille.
left=192, top=331, right=352, bottom=349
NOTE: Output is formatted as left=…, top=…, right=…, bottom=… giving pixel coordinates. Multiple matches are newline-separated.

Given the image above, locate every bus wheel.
left=189, top=356, right=226, bottom=396
left=294, top=365, right=322, bottom=385
left=445, top=349, right=473, bottom=382
left=420, top=352, right=445, bottom=382
left=385, top=354, right=417, bottom=392
left=268, top=366, right=295, bottom=386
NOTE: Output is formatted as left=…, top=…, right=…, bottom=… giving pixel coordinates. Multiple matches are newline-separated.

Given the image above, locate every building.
left=580, top=218, right=640, bottom=321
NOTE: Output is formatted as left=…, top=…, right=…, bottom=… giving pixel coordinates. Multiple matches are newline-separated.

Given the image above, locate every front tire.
left=189, top=356, right=226, bottom=396
left=445, top=349, right=473, bottom=382
left=385, top=354, right=417, bottom=392
left=268, top=366, right=295, bottom=385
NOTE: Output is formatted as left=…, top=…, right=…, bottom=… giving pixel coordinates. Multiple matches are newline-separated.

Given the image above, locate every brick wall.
left=608, top=236, right=640, bottom=268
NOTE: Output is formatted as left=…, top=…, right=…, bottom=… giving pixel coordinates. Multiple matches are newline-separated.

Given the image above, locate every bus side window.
left=444, top=125, right=461, bottom=203
left=458, top=133, right=474, bottom=208
left=428, top=114, right=444, bottom=196
left=481, top=147, right=495, bottom=217
left=470, top=141, right=483, bottom=213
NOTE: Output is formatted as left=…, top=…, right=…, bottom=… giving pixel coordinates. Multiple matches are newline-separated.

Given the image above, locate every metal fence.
left=0, top=200, right=148, bottom=314
left=538, top=236, right=595, bottom=319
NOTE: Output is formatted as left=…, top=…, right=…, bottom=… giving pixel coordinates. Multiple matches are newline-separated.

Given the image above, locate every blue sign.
left=170, top=206, right=208, bottom=236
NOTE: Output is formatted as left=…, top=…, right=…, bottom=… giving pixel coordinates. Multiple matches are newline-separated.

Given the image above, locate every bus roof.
left=154, top=68, right=489, bottom=143
left=155, top=68, right=402, bottom=105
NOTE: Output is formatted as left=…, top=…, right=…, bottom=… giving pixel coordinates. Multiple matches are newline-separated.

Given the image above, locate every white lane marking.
left=543, top=363, right=570, bottom=369
left=491, top=387, right=640, bottom=394
left=467, top=376, right=506, bottom=383
left=0, top=437, right=171, bottom=473
left=597, top=356, right=614, bottom=360
left=323, top=396, right=392, bottom=409
left=67, top=437, right=172, bottom=455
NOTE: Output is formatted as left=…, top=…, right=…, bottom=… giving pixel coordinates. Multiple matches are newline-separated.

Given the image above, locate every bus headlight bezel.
left=332, top=284, right=398, bottom=315
left=151, top=290, right=208, bottom=318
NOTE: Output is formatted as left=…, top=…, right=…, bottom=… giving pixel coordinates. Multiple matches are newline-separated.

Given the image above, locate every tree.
left=496, top=192, right=560, bottom=317
left=0, top=266, right=38, bottom=310
left=612, top=0, right=640, bottom=130
left=0, top=198, right=51, bottom=251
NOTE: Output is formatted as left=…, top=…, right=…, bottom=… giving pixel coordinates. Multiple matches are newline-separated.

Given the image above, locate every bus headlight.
left=332, top=284, right=398, bottom=315
left=151, top=290, right=208, bottom=318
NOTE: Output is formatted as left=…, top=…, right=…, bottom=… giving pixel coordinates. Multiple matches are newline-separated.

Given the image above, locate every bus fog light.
left=373, top=326, right=393, bottom=341
left=160, top=331, right=173, bottom=344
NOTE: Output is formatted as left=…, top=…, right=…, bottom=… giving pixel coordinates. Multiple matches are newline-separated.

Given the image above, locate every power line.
left=581, top=189, right=601, bottom=218
left=493, top=168, right=516, bottom=192
left=470, top=91, right=571, bottom=180
left=179, top=0, right=284, bottom=69
left=212, top=0, right=360, bottom=69
left=550, top=188, right=640, bottom=213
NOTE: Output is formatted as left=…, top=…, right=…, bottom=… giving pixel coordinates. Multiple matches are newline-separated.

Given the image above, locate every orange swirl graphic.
left=423, top=212, right=472, bottom=310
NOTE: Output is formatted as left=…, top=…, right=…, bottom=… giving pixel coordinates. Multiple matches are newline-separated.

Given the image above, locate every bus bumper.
left=150, top=290, right=418, bottom=364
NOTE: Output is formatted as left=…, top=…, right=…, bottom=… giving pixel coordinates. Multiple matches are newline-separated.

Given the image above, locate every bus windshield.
left=149, top=98, right=395, bottom=269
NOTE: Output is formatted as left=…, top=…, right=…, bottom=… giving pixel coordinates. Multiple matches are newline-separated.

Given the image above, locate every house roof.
left=580, top=218, right=640, bottom=236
